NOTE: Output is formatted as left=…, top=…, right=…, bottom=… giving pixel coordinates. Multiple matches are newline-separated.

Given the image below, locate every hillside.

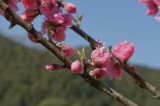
left=0, top=35, right=160, bottom=106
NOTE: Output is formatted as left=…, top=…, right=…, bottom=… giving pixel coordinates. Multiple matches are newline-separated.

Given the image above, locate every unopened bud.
left=63, top=2, right=77, bottom=13
left=45, top=63, right=61, bottom=72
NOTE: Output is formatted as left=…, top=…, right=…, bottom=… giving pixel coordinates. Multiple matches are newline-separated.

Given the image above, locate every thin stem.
left=0, top=1, right=138, bottom=105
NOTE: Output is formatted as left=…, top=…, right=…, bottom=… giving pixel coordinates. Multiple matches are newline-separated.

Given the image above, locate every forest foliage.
left=0, top=35, right=160, bottom=106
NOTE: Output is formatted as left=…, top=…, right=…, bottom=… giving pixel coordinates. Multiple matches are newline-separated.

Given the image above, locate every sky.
left=0, top=0, right=160, bottom=69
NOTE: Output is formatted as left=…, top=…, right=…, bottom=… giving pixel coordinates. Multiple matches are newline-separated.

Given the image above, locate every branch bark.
left=0, top=1, right=138, bottom=106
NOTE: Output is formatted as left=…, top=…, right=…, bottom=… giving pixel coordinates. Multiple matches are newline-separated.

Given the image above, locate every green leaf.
left=78, top=15, right=83, bottom=22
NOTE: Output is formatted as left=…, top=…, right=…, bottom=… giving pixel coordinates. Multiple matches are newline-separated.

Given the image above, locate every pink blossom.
left=146, top=0, right=158, bottom=15
left=112, top=41, right=134, bottom=61
left=21, top=0, right=38, bottom=10
left=107, top=61, right=123, bottom=80
left=91, top=46, right=111, bottom=68
left=59, top=44, right=74, bottom=58
left=139, top=0, right=158, bottom=15
left=40, top=0, right=59, bottom=22
left=0, top=0, right=19, bottom=16
left=89, top=68, right=108, bottom=80
left=8, top=0, right=19, bottom=11
left=62, top=13, right=73, bottom=27
left=52, top=26, right=67, bottom=42
left=63, top=2, right=77, bottom=13
left=20, top=9, right=37, bottom=23
left=153, top=0, right=160, bottom=5
left=50, top=6, right=64, bottom=24
left=40, top=22, right=67, bottom=42
left=45, top=63, right=61, bottom=72
left=71, top=60, right=83, bottom=73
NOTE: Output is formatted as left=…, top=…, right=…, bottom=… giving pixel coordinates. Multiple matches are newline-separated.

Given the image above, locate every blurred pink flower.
left=139, top=0, right=158, bottom=15
left=20, top=9, right=37, bottom=23
left=63, top=2, right=77, bottom=13
left=112, top=41, right=134, bottom=61
left=45, top=63, right=61, bottom=72
left=62, top=13, right=73, bottom=27
left=91, top=46, right=111, bottom=68
left=40, top=6, right=73, bottom=27
left=52, top=26, right=66, bottom=42
left=40, top=22, right=67, bottom=42
left=21, top=0, right=38, bottom=10
left=0, top=0, right=19, bottom=16
left=89, top=68, right=108, bottom=80
left=153, top=0, right=160, bottom=5
left=59, top=44, right=74, bottom=58
left=71, top=60, right=83, bottom=73
left=107, top=61, right=123, bottom=80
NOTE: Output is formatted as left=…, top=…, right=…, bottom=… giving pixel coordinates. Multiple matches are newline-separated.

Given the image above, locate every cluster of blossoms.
left=0, top=0, right=76, bottom=58
left=0, top=0, right=135, bottom=81
left=139, top=0, right=160, bottom=20
left=71, top=41, right=135, bottom=80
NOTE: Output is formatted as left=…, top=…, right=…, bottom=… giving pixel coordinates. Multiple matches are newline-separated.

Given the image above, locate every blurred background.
left=0, top=0, right=160, bottom=106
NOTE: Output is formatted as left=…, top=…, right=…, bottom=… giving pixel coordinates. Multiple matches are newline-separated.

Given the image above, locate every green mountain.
left=0, top=35, right=160, bottom=106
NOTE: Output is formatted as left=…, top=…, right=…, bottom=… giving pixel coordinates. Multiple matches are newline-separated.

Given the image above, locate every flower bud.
left=45, top=63, right=61, bottom=72
left=63, top=2, right=77, bottom=13
left=71, top=60, right=83, bottom=73
left=59, top=44, right=74, bottom=58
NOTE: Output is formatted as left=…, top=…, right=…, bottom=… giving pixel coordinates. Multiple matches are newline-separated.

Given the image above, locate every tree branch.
left=0, top=1, right=138, bottom=106
left=56, top=2, right=160, bottom=100
left=70, top=19, right=160, bottom=99
left=70, top=25, right=101, bottom=49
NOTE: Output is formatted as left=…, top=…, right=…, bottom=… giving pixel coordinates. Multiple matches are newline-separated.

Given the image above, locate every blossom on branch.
left=20, top=9, right=38, bottom=23
left=58, top=44, right=74, bottom=58
left=107, top=61, right=123, bottom=80
left=139, top=0, right=159, bottom=16
left=71, top=60, right=83, bottom=73
left=112, top=41, right=134, bottom=62
left=45, top=63, right=61, bottom=72
left=91, top=46, right=111, bottom=68
left=63, top=2, right=77, bottom=13
left=21, top=0, right=38, bottom=10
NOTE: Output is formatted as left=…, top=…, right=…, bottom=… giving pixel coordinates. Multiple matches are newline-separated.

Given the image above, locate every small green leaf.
left=78, top=15, right=83, bottom=22
left=73, top=17, right=78, bottom=23
left=82, top=48, right=86, bottom=61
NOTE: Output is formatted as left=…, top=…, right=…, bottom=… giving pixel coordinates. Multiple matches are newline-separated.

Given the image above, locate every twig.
left=0, top=1, right=138, bottom=106
left=71, top=25, right=101, bottom=49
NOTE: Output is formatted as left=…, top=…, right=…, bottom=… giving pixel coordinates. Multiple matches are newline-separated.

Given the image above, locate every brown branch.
left=70, top=25, right=101, bottom=49
left=0, top=1, right=138, bottom=106
left=114, top=55, right=160, bottom=100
